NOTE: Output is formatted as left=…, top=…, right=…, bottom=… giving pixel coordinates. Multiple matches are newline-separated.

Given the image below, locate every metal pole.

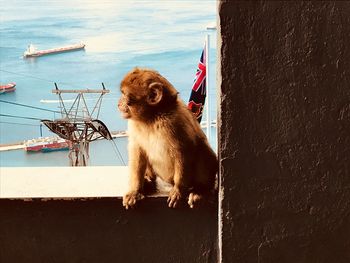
left=206, top=34, right=210, bottom=142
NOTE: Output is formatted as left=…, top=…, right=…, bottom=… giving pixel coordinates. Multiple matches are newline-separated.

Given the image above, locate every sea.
left=0, top=0, right=217, bottom=167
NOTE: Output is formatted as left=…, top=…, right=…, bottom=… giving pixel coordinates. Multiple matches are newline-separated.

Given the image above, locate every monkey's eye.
left=126, top=96, right=138, bottom=106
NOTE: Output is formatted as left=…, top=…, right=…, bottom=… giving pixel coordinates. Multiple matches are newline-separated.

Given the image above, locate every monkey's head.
left=118, top=68, right=178, bottom=121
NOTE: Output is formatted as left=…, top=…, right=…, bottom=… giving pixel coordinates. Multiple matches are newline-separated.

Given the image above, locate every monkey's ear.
left=147, top=82, right=163, bottom=105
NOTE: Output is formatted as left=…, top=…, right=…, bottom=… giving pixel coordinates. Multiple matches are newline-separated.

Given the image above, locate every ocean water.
left=0, top=0, right=217, bottom=167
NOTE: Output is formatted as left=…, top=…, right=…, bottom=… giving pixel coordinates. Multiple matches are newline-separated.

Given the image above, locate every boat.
left=24, top=137, right=71, bottom=153
left=23, top=43, right=85, bottom=58
left=0, top=82, right=16, bottom=94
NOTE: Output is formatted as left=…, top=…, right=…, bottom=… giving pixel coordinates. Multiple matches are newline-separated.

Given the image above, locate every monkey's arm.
left=167, top=149, right=188, bottom=208
left=123, top=141, right=147, bottom=209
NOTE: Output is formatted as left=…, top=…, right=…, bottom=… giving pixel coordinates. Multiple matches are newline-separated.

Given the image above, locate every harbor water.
left=0, top=0, right=217, bottom=167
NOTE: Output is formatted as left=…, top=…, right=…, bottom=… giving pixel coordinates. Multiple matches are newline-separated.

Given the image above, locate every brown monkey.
left=118, top=68, right=218, bottom=209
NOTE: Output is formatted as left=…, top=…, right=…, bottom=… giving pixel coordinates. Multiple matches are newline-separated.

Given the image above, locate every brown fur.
left=118, top=68, right=218, bottom=209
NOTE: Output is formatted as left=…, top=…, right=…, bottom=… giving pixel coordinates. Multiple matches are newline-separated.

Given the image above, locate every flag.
left=188, top=43, right=206, bottom=123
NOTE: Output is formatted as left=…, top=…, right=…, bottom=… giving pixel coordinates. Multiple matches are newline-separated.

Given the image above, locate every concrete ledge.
left=0, top=166, right=174, bottom=199
left=0, top=166, right=130, bottom=198
left=0, top=166, right=218, bottom=262
left=0, top=167, right=218, bottom=263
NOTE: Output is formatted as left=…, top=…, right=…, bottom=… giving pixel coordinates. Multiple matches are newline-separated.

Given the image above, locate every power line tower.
left=42, top=83, right=112, bottom=166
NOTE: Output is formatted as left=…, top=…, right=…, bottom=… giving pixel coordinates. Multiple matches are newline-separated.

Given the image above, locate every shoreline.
left=0, top=130, right=128, bottom=152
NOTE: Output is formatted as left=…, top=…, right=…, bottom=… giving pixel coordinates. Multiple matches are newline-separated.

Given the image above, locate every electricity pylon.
left=42, top=83, right=112, bottom=166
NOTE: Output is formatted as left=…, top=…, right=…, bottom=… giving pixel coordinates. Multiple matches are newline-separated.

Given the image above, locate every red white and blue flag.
left=188, top=43, right=206, bottom=123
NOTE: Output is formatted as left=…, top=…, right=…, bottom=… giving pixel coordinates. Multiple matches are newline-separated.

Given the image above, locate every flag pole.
left=205, top=33, right=210, bottom=142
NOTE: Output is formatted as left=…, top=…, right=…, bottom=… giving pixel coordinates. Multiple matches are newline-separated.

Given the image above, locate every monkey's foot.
left=123, top=191, right=144, bottom=209
left=167, top=188, right=182, bottom=208
left=188, top=192, right=203, bottom=208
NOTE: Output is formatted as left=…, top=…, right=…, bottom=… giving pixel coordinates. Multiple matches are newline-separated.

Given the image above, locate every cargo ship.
left=0, top=82, right=16, bottom=94
left=24, top=137, right=71, bottom=153
left=23, top=43, right=85, bottom=58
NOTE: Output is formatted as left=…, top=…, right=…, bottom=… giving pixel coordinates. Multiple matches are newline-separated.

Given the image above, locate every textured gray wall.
left=218, top=1, right=350, bottom=262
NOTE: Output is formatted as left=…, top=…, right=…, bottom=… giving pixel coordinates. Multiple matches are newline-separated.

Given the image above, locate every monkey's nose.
left=117, top=100, right=125, bottom=112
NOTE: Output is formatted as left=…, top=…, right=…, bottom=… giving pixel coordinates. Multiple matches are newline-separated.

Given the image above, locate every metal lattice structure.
left=42, top=83, right=112, bottom=166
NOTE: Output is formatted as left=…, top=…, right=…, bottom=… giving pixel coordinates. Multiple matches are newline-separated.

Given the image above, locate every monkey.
left=118, top=68, right=218, bottom=209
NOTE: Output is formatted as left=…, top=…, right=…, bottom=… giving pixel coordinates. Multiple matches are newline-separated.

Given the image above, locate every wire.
left=0, top=100, right=85, bottom=119
left=0, top=99, right=61, bottom=113
left=0, top=114, right=43, bottom=121
left=0, top=121, right=40, bottom=127
left=0, top=69, right=116, bottom=91
left=110, top=138, right=126, bottom=165
left=0, top=69, right=111, bottom=90
left=0, top=69, right=72, bottom=86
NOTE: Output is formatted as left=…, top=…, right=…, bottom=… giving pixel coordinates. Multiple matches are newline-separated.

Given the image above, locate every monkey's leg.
left=123, top=144, right=147, bottom=209
left=188, top=162, right=218, bottom=208
left=143, top=163, right=157, bottom=195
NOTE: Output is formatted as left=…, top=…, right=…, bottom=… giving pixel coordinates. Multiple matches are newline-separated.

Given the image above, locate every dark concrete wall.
left=218, top=1, right=350, bottom=263
left=0, top=198, right=217, bottom=263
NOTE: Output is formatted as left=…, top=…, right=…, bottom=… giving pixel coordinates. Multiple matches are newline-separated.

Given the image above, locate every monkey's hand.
left=123, top=191, right=144, bottom=209
left=167, top=187, right=182, bottom=208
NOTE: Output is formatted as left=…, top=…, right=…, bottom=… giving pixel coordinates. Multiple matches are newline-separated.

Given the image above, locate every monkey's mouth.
left=118, top=103, right=131, bottom=119
left=119, top=109, right=131, bottom=119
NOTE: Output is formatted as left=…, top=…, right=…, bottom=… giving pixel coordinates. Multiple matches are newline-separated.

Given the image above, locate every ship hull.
left=0, top=83, right=16, bottom=94
left=24, top=44, right=85, bottom=58
left=41, top=146, right=70, bottom=153
left=25, top=138, right=71, bottom=153
left=26, top=145, right=44, bottom=152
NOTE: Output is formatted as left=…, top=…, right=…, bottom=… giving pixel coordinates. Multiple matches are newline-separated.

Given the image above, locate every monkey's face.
left=118, top=68, right=178, bottom=121
left=117, top=89, right=145, bottom=119
left=117, top=94, right=131, bottom=119
left=118, top=84, right=162, bottom=120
